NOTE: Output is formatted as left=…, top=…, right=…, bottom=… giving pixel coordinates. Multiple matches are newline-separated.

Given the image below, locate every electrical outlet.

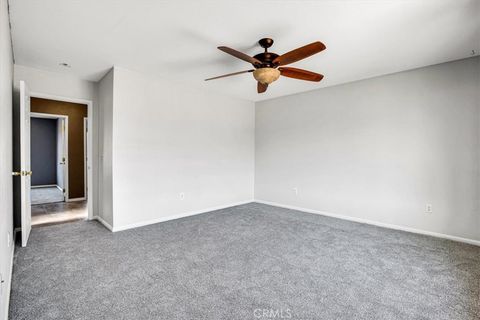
left=293, top=187, right=298, bottom=196
left=425, top=204, right=433, bottom=213
left=179, top=192, right=185, bottom=200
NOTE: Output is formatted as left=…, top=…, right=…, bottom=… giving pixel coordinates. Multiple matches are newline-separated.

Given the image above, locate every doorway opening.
left=29, top=98, right=88, bottom=227
left=30, top=113, right=67, bottom=205
left=14, top=80, right=94, bottom=246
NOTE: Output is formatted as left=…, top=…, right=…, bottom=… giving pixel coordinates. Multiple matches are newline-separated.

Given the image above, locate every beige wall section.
left=0, top=0, right=14, bottom=318
left=31, top=98, right=87, bottom=199
left=255, top=57, right=480, bottom=242
left=13, top=65, right=99, bottom=214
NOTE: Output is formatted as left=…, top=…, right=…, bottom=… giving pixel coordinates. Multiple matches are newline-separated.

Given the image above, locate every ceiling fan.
left=205, top=38, right=326, bottom=93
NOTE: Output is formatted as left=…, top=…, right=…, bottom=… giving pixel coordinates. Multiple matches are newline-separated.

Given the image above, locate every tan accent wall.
left=31, top=97, right=87, bottom=199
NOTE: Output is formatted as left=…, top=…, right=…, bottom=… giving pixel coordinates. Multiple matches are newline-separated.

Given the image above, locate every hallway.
left=31, top=186, right=64, bottom=205
left=31, top=201, right=87, bottom=227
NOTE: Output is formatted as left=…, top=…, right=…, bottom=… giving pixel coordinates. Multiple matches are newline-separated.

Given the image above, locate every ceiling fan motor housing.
left=254, top=38, right=279, bottom=67
left=253, top=52, right=280, bottom=68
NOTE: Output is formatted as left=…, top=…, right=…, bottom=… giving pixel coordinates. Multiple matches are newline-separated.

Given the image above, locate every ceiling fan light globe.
left=253, top=68, right=281, bottom=85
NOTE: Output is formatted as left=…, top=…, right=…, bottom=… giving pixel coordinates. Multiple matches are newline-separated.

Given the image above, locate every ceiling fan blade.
left=279, top=67, right=324, bottom=82
left=273, top=41, right=326, bottom=66
left=205, top=69, right=254, bottom=81
left=218, top=46, right=262, bottom=66
left=257, top=82, right=268, bottom=93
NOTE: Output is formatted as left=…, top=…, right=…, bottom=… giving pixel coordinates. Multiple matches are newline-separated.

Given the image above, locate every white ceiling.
left=9, top=0, right=480, bottom=102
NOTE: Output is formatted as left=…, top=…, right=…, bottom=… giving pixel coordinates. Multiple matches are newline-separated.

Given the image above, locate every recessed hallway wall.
left=30, top=117, right=57, bottom=186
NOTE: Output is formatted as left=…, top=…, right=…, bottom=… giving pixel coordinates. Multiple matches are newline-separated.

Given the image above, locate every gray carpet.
left=9, top=203, right=480, bottom=320
left=31, top=187, right=64, bottom=205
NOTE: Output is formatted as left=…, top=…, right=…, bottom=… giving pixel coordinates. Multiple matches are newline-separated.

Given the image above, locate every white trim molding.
left=83, top=117, right=88, bottom=203
left=31, top=184, right=57, bottom=189
left=92, top=215, right=113, bottom=231
left=30, top=112, right=67, bottom=120
left=67, top=197, right=86, bottom=202
left=2, top=238, right=15, bottom=320
left=254, top=200, right=480, bottom=247
left=111, top=200, right=254, bottom=232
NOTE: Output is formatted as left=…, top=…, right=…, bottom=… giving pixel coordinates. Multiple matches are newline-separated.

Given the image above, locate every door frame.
left=30, top=112, right=69, bottom=201
left=83, top=117, right=88, bottom=203
left=29, top=92, right=94, bottom=220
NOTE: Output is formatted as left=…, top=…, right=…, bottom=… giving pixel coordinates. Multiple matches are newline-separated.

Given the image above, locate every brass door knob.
left=12, top=171, right=32, bottom=176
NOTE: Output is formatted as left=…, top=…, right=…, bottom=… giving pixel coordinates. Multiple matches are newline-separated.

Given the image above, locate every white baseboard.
left=67, top=197, right=86, bottom=202
left=254, top=199, right=480, bottom=247
left=3, top=232, right=15, bottom=320
left=112, top=200, right=254, bottom=232
left=92, top=215, right=113, bottom=231
left=31, top=184, right=57, bottom=189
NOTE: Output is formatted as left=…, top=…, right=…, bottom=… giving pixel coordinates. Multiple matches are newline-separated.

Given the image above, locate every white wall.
left=97, top=69, right=114, bottom=227
left=255, top=57, right=480, bottom=242
left=13, top=65, right=100, bottom=217
left=14, top=65, right=97, bottom=100
left=110, top=67, right=255, bottom=230
left=0, top=0, right=14, bottom=318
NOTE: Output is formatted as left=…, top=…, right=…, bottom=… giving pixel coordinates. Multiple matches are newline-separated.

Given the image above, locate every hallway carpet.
left=9, top=203, right=480, bottom=320
left=31, top=200, right=87, bottom=227
left=31, top=186, right=64, bottom=205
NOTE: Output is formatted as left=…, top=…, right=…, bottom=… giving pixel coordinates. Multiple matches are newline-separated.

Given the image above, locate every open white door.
left=56, top=117, right=67, bottom=201
left=20, top=81, right=32, bottom=247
